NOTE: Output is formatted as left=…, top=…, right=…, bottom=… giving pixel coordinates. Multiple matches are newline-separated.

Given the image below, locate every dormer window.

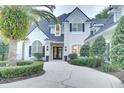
left=55, top=24, right=61, bottom=36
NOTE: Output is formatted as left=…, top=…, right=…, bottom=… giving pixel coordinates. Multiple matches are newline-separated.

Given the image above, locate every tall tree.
left=111, top=16, right=124, bottom=66
left=0, top=6, right=58, bottom=66
left=95, top=7, right=109, bottom=19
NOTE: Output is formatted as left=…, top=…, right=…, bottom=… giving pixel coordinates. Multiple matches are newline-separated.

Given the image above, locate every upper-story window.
left=55, top=24, right=61, bottom=36
left=70, top=23, right=85, bottom=32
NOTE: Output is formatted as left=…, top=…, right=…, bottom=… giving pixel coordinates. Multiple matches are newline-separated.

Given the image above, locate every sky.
left=53, top=5, right=108, bottom=19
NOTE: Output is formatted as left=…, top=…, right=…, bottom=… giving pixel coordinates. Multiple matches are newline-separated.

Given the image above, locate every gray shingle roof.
left=85, top=14, right=116, bottom=41
left=28, top=13, right=68, bottom=42
left=92, top=18, right=107, bottom=25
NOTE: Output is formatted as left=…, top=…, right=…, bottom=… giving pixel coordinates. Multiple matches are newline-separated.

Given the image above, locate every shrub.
left=70, top=57, right=94, bottom=67
left=80, top=44, right=90, bottom=57
left=33, top=53, right=43, bottom=60
left=68, top=53, right=78, bottom=60
left=0, top=61, right=44, bottom=79
left=100, top=63, right=118, bottom=72
left=91, top=36, right=106, bottom=56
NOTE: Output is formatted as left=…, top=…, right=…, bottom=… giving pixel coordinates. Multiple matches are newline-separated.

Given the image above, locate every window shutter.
left=43, top=46, right=45, bottom=57
left=70, top=23, right=72, bottom=32
left=82, top=23, right=85, bottom=32
left=29, top=46, right=32, bottom=57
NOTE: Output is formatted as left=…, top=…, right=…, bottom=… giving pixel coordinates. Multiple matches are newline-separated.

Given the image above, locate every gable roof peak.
left=64, top=7, right=90, bottom=21
left=75, top=7, right=80, bottom=9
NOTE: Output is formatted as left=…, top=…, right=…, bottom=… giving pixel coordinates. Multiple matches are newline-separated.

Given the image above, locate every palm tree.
left=0, top=5, right=59, bottom=66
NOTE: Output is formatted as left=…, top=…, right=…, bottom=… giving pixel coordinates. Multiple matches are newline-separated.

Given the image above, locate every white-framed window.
left=72, top=23, right=82, bottom=32
left=72, top=45, right=81, bottom=55
left=55, top=24, right=61, bottom=36
left=32, top=40, right=42, bottom=55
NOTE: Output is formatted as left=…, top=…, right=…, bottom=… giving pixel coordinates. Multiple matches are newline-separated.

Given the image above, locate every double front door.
left=53, top=47, right=63, bottom=59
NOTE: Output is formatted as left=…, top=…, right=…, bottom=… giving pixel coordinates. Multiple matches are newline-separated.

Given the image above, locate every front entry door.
left=53, top=47, right=63, bottom=59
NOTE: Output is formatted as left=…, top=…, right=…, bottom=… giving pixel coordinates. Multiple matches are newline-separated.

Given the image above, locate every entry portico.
left=45, top=40, right=64, bottom=61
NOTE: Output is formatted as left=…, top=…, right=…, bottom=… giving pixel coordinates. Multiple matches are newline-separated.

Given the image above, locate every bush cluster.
left=70, top=57, right=94, bottom=67
left=0, top=61, right=44, bottom=79
left=100, top=63, right=118, bottom=72
left=70, top=56, right=103, bottom=68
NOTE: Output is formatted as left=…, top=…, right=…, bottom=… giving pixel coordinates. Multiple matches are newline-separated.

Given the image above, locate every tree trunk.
left=8, top=38, right=17, bottom=66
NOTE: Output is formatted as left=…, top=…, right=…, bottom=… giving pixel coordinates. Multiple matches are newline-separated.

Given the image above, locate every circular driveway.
left=0, top=61, right=123, bottom=88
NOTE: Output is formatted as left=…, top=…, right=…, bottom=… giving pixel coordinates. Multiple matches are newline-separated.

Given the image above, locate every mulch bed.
left=108, top=69, right=124, bottom=83
left=0, top=70, right=45, bottom=84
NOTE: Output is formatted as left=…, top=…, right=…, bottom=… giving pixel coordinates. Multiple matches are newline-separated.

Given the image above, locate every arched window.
left=32, top=40, right=42, bottom=55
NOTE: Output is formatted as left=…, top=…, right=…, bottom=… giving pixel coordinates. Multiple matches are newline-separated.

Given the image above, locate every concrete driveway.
left=0, top=60, right=123, bottom=88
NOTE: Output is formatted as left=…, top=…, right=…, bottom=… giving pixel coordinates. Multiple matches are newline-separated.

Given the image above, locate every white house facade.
left=17, top=6, right=124, bottom=62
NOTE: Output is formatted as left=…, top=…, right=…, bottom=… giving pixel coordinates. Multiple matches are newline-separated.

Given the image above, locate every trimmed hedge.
left=17, top=61, right=33, bottom=66
left=0, top=61, right=44, bottom=79
left=0, top=61, right=34, bottom=66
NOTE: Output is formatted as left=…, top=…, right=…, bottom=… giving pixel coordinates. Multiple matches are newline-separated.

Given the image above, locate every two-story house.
left=17, top=7, right=91, bottom=61
left=16, top=6, right=124, bottom=62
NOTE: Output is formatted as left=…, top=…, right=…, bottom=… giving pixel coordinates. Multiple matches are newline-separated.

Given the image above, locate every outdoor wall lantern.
left=47, top=46, right=49, bottom=51
left=65, top=46, right=67, bottom=51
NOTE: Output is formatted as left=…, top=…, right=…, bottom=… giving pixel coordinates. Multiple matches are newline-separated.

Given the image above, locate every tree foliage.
left=111, top=16, right=124, bottom=65
left=0, top=6, right=29, bottom=40
left=0, top=5, right=58, bottom=66
left=91, top=36, right=106, bottom=56
left=80, top=44, right=90, bottom=57
left=95, top=7, right=109, bottom=19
